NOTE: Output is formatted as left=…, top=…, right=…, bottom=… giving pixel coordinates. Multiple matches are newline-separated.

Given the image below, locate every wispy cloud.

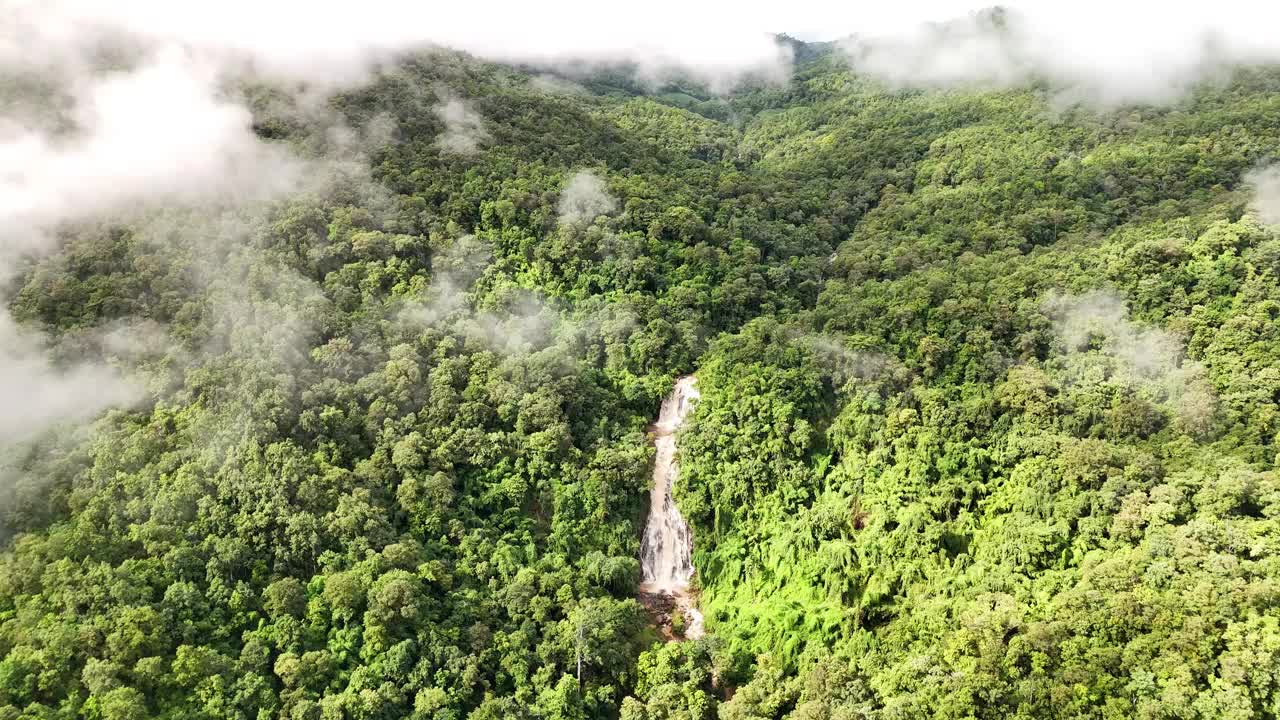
left=1043, top=290, right=1218, bottom=433
left=558, top=171, right=618, bottom=227
left=797, top=333, right=899, bottom=388
left=1044, top=291, right=1186, bottom=380
left=837, top=4, right=1280, bottom=106
left=0, top=313, right=139, bottom=446
left=433, top=96, right=488, bottom=155
left=0, top=58, right=304, bottom=260
left=1248, top=164, right=1280, bottom=226
left=8, top=0, right=797, bottom=90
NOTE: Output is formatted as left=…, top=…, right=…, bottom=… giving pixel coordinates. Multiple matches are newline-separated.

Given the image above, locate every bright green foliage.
left=2, top=43, right=1280, bottom=720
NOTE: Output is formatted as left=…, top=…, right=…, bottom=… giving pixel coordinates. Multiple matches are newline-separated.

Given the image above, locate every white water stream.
left=639, top=375, right=704, bottom=639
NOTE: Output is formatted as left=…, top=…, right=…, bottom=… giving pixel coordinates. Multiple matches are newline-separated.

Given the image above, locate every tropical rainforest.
left=3, top=28, right=1280, bottom=720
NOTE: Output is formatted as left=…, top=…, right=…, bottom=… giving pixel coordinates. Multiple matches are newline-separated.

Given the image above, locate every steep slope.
left=0, top=45, right=1279, bottom=720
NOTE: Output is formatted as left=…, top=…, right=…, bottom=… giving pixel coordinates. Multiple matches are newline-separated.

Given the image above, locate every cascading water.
left=639, top=375, right=704, bottom=639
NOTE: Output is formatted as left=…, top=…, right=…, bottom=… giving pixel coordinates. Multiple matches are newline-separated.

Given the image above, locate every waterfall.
left=639, top=375, right=704, bottom=639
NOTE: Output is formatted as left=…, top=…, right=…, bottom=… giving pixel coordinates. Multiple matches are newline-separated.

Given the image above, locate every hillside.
left=2, top=39, right=1280, bottom=720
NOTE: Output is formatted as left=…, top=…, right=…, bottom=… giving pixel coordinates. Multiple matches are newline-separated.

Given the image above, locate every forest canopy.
left=2, top=14, right=1280, bottom=720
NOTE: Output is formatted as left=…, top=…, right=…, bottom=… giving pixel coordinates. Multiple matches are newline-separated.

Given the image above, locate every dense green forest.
left=3, top=38, right=1280, bottom=720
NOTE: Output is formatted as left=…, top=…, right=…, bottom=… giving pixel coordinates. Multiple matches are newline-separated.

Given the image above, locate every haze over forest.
left=2, top=2, right=1280, bottom=718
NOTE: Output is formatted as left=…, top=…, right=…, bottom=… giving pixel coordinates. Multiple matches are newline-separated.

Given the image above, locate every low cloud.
left=795, top=332, right=904, bottom=389
left=1247, top=165, right=1280, bottom=226
left=396, top=234, right=493, bottom=329
left=13, top=1, right=1280, bottom=111
left=838, top=4, right=1280, bottom=107
left=1044, top=291, right=1185, bottom=380
left=462, top=296, right=560, bottom=357
left=0, top=10, right=397, bottom=469
left=529, top=74, right=587, bottom=96
left=399, top=289, right=561, bottom=359
left=0, top=313, right=140, bottom=446
left=1043, top=290, right=1218, bottom=433
left=24, top=1, right=795, bottom=91
left=558, top=171, right=618, bottom=227
left=397, top=236, right=559, bottom=358
left=0, top=57, right=304, bottom=259
left=433, top=96, right=488, bottom=156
